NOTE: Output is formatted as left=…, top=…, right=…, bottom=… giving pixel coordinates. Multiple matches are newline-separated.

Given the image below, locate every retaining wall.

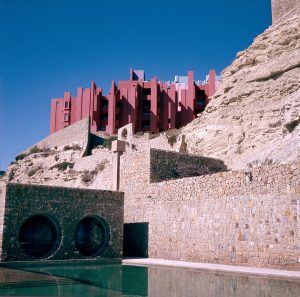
left=120, top=150, right=300, bottom=269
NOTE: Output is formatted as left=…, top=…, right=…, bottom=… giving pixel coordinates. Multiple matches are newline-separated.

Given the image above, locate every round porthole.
left=74, top=216, right=109, bottom=257
left=19, top=215, right=61, bottom=258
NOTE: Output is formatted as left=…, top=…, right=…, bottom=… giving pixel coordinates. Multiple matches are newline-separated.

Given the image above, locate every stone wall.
left=24, top=117, right=90, bottom=156
left=0, top=183, right=124, bottom=262
left=121, top=155, right=300, bottom=269
left=271, top=0, right=300, bottom=23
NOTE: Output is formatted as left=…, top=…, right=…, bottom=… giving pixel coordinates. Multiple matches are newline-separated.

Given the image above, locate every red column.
left=180, top=89, right=187, bottom=126
left=76, top=87, right=83, bottom=121
left=81, top=88, right=91, bottom=119
left=150, top=77, right=158, bottom=133
left=63, top=92, right=71, bottom=128
left=90, top=81, right=101, bottom=133
left=90, top=82, right=95, bottom=132
left=94, top=87, right=102, bottom=132
left=119, top=87, right=128, bottom=127
left=208, top=69, right=216, bottom=97
left=128, top=84, right=138, bottom=133
left=162, top=84, right=169, bottom=131
left=50, top=99, right=58, bottom=134
left=187, top=71, right=195, bottom=123
left=168, top=84, right=176, bottom=129
left=107, top=81, right=117, bottom=134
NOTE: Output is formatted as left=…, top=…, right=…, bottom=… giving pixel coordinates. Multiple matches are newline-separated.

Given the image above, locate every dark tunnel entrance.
left=123, top=223, right=149, bottom=258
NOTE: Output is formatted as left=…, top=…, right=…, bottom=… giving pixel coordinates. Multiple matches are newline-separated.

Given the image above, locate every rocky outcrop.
left=183, top=12, right=300, bottom=170
left=0, top=132, right=179, bottom=190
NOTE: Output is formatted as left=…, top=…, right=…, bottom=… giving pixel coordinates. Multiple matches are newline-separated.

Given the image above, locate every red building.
left=50, top=69, right=219, bottom=135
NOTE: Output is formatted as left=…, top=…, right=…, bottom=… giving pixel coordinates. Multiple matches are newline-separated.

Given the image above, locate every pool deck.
left=122, top=258, right=300, bottom=280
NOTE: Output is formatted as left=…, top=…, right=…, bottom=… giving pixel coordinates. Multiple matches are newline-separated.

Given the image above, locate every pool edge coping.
left=122, top=258, right=300, bottom=281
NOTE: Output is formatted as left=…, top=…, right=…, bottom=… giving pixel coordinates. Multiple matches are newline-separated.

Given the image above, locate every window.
left=64, top=113, right=69, bottom=122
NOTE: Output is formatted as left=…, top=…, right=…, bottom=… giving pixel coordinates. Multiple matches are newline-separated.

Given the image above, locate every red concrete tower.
left=187, top=71, right=195, bottom=123
left=150, top=77, right=158, bottom=133
left=208, top=69, right=217, bottom=97
left=107, top=81, right=118, bottom=134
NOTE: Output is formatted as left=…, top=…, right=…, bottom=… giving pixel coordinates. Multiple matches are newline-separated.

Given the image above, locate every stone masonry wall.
left=121, top=154, right=300, bottom=269
left=0, top=183, right=124, bottom=262
left=271, top=0, right=300, bottom=23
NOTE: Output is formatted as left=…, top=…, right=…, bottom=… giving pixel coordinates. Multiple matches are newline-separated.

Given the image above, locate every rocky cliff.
left=183, top=11, right=300, bottom=170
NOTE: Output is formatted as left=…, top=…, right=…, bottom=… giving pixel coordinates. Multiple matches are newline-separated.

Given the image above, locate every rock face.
left=0, top=132, right=179, bottom=189
left=271, top=0, right=300, bottom=23
left=183, top=11, right=300, bottom=170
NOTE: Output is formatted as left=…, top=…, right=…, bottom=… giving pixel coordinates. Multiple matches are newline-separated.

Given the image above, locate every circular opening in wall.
left=74, top=216, right=109, bottom=257
left=19, top=215, right=61, bottom=258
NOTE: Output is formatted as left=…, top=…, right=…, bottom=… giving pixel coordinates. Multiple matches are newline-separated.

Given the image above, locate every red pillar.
left=168, top=84, right=176, bottom=129
left=150, top=77, right=158, bottom=133
left=94, top=87, right=102, bottom=131
left=128, top=84, right=138, bottom=133
left=90, top=81, right=102, bottom=133
left=187, top=71, right=195, bottom=123
left=63, top=92, right=71, bottom=128
left=180, top=89, right=187, bottom=127
left=162, top=84, right=169, bottom=131
left=50, top=99, right=58, bottom=134
left=76, top=87, right=83, bottom=121
left=119, top=87, right=127, bottom=127
left=208, top=69, right=216, bottom=97
left=81, top=88, right=91, bottom=119
left=90, top=82, right=96, bottom=132
left=107, top=81, right=117, bottom=134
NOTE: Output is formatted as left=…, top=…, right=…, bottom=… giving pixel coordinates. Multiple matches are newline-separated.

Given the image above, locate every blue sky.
left=0, top=0, right=272, bottom=170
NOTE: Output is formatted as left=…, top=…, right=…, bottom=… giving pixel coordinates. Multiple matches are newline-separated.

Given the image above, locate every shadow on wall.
left=150, top=149, right=227, bottom=183
left=88, top=133, right=118, bottom=153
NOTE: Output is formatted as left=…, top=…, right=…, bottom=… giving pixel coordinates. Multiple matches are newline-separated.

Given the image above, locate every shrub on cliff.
left=63, top=144, right=82, bottom=151
left=81, top=171, right=94, bottom=184
left=50, top=162, right=74, bottom=171
left=30, top=146, right=46, bottom=154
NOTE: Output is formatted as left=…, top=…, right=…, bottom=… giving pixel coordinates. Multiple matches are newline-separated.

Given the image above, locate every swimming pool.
left=0, top=264, right=299, bottom=296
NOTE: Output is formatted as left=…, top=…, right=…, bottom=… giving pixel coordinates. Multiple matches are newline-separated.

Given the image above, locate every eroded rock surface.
left=183, top=12, right=300, bottom=169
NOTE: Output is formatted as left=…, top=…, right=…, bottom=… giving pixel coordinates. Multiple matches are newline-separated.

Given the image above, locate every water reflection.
left=0, top=264, right=299, bottom=296
left=147, top=267, right=300, bottom=297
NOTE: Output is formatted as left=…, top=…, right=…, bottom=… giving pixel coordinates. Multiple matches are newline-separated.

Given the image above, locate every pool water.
left=0, top=264, right=299, bottom=296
